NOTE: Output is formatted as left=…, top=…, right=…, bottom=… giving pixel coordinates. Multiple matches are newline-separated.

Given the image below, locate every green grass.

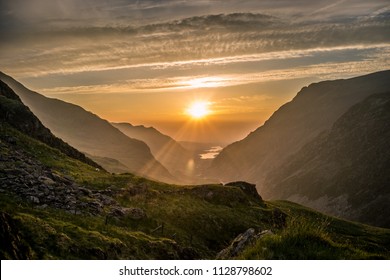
left=238, top=201, right=390, bottom=259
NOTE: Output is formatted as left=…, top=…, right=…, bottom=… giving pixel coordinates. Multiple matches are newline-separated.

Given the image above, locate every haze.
left=1, top=0, right=389, bottom=143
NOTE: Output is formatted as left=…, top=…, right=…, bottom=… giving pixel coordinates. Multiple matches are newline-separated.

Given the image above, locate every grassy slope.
left=239, top=201, right=390, bottom=259
left=1, top=124, right=389, bottom=259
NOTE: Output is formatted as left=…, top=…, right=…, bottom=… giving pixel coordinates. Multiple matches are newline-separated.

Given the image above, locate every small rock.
left=29, top=196, right=40, bottom=204
left=122, top=207, right=146, bottom=219
left=206, top=191, right=214, bottom=200
left=216, top=228, right=272, bottom=259
left=38, top=176, right=55, bottom=186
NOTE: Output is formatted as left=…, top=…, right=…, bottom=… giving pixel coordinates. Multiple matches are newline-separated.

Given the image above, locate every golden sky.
left=1, top=0, right=390, bottom=143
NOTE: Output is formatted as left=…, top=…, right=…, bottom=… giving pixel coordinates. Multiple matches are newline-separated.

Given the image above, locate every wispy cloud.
left=38, top=45, right=390, bottom=97
left=2, top=11, right=389, bottom=79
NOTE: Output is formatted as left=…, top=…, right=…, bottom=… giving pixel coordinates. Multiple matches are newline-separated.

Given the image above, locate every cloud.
left=1, top=11, right=389, bottom=79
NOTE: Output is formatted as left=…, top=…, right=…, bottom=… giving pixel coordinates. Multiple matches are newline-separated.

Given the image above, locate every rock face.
left=0, top=72, right=175, bottom=184
left=225, top=181, right=262, bottom=201
left=265, top=92, right=390, bottom=228
left=209, top=70, right=390, bottom=196
left=216, top=228, right=273, bottom=259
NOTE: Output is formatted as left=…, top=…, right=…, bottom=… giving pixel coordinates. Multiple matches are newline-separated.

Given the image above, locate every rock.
left=216, top=228, right=274, bottom=259
left=38, top=176, right=55, bottom=186
left=123, top=207, right=146, bottom=219
left=225, top=181, right=263, bottom=201
left=110, top=206, right=127, bottom=217
left=78, top=187, right=92, bottom=196
left=256, top=229, right=273, bottom=238
left=126, top=184, right=148, bottom=196
left=29, top=196, right=40, bottom=204
left=100, top=194, right=116, bottom=206
left=205, top=191, right=214, bottom=200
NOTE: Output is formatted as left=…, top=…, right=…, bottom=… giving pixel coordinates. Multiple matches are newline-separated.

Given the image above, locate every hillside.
left=111, top=123, right=195, bottom=181
left=209, top=70, right=390, bottom=194
left=264, top=92, right=390, bottom=228
left=0, top=72, right=174, bottom=183
left=0, top=80, right=99, bottom=169
left=1, top=81, right=389, bottom=260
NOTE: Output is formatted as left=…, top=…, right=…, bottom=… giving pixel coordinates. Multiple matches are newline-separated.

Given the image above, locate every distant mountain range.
left=111, top=122, right=196, bottom=181
left=209, top=70, right=390, bottom=227
left=0, top=72, right=174, bottom=183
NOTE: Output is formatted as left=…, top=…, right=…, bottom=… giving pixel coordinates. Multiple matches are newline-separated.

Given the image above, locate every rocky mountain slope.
left=209, top=70, right=390, bottom=195
left=112, top=122, right=195, bottom=181
left=0, top=72, right=174, bottom=183
left=264, top=92, right=390, bottom=228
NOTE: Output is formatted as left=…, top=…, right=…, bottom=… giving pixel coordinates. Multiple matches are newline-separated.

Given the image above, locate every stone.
left=126, top=184, right=148, bottom=196
left=216, top=228, right=274, bottom=259
left=123, top=207, right=146, bottom=220
left=38, top=176, right=55, bottom=186
left=225, top=181, right=263, bottom=201
left=29, top=196, right=40, bottom=204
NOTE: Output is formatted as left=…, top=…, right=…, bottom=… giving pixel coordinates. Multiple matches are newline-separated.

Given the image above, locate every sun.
left=186, top=101, right=210, bottom=119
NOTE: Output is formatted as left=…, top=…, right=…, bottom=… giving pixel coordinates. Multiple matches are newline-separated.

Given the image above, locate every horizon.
left=1, top=0, right=389, bottom=143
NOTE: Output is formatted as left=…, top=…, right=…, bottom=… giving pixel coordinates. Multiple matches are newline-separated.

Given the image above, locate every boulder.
left=216, top=228, right=274, bottom=259
left=225, top=181, right=263, bottom=201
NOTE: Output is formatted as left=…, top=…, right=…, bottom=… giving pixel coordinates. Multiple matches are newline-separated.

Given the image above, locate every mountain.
left=0, top=72, right=174, bottom=183
left=111, top=122, right=195, bottom=180
left=264, top=92, right=390, bottom=228
left=0, top=80, right=99, bottom=169
left=1, top=79, right=389, bottom=260
left=209, top=70, right=390, bottom=194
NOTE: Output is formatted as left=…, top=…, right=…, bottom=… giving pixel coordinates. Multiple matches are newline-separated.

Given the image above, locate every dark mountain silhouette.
left=112, top=122, right=196, bottom=181
left=209, top=70, right=390, bottom=195
left=0, top=72, right=174, bottom=183
left=264, top=92, right=390, bottom=228
left=0, top=80, right=100, bottom=169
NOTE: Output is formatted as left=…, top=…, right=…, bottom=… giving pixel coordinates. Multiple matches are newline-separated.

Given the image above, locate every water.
left=199, top=146, right=223, bottom=159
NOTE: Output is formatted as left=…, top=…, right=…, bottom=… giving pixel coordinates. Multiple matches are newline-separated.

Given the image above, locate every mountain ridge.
left=0, top=71, right=175, bottom=183
left=209, top=70, right=390, bottom=191
left=112, top=122, right=197, bottom=182
left=0, top=80, right=100, bottom=169
left=264, top=91, right=390, bottom=227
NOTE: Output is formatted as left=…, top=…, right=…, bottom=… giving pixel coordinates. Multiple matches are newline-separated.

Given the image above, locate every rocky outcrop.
left=216, top=228, right=273, bottom=259
left=0, top=137, right=124, bottom=216
left=225, top=181, right=263, bottom=201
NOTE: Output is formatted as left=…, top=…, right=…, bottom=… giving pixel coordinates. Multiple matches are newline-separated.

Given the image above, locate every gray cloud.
left=1, top=11, right=389, bottom=77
